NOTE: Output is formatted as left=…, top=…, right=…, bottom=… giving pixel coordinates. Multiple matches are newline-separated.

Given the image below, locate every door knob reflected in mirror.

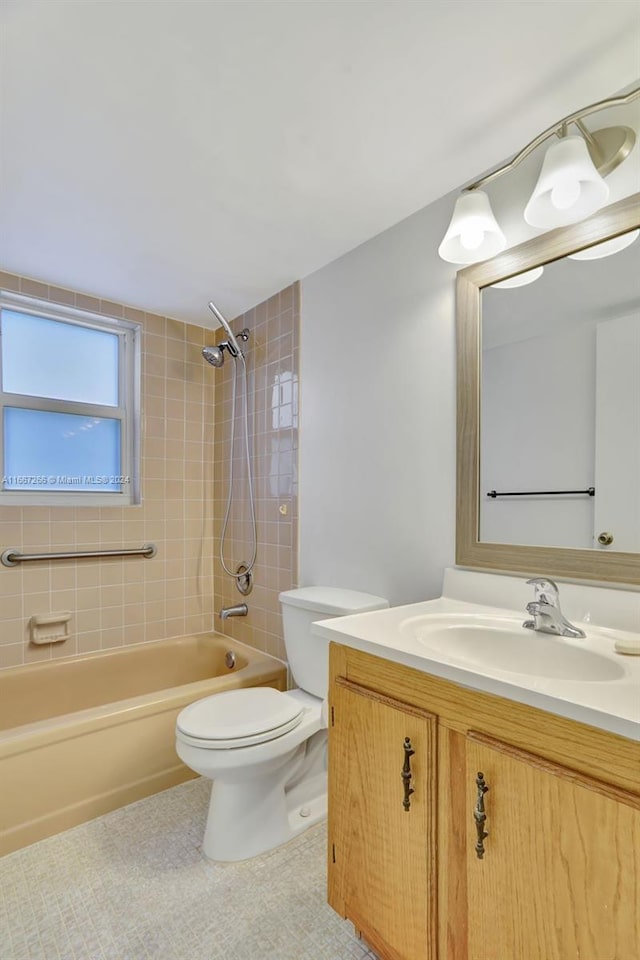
left=597, top=532, right=614, bottom=546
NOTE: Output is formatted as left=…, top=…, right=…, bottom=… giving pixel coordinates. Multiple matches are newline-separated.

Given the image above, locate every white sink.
left=312, top=570, right=640, bottom=739
left=400, top=614, right=626, bottom=682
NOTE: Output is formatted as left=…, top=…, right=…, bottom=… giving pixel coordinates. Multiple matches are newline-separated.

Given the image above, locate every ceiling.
left=1, top=1, right=639, bottom=326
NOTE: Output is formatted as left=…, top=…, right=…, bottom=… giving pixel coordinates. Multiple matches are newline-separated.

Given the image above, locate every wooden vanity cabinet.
left=457, top=731, right=640, bottom=960
left=327, top=642, right=640, bottom=960
left=328, top=675, right=437, bottom=960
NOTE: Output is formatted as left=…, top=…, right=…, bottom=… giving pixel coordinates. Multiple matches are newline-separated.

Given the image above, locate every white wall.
left=299, top=194, right=458, bottom=604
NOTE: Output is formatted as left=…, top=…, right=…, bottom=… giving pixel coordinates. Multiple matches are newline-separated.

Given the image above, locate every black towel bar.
left=486, top=487, right=595, bottom=498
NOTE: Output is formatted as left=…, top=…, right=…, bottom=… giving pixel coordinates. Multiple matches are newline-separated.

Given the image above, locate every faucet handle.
left=526, top=577, right=560, bottom=606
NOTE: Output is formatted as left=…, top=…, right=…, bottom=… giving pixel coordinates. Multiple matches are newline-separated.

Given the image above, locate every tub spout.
left=219, top=603, right=248, bottom=620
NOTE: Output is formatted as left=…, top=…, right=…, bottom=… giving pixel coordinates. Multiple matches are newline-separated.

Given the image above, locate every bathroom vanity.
left=316, top=571, right=640, bottom=960
left=318, top=197, right=640, bottom=958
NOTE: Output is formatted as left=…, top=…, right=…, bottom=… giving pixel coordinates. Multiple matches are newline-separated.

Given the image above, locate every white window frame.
left=0, top=291, right=141, bottom=506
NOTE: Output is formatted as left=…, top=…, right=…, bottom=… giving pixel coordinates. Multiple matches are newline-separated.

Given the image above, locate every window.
left=0, top=292, right=141, bottom=505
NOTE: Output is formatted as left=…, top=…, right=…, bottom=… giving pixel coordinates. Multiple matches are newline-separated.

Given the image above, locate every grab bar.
left=1, top=544, right=157, bottom=567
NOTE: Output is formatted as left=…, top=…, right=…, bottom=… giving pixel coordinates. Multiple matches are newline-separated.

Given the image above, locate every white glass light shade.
left=568, top=228, right=639, bottom=260
left=524, top=135, right=609, bottom=228
left=491, top=266, right=544, bottom=289
left=438, top=190, right=506, bottom=264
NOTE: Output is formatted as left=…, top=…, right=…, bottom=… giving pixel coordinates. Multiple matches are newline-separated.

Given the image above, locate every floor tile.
left=0, top=779, right=378, bottom=960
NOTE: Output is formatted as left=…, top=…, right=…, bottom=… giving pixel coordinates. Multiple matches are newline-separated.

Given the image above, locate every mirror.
left=481, top=229, right=639, bottom=551
left=456, top=192, right=640, bottom=585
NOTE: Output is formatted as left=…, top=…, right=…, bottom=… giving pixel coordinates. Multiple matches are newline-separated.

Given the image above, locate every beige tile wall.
left=0, top=271, right=216, bottom=669
left=213, top=284, right=299, bottom=662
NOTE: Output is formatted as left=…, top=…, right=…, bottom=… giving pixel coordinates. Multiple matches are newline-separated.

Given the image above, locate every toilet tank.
left=279, top=587, right=389, bottom=698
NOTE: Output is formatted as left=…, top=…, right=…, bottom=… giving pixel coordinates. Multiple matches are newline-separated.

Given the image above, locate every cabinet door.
left=462, top=732, right=640, bottom=960
left=328, top=678, right=437, bottom=960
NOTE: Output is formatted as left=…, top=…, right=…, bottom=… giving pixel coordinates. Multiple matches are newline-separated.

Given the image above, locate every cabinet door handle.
left=474, top=772, right=489, bottom=858
left=402, top=737, right=415, bottom=811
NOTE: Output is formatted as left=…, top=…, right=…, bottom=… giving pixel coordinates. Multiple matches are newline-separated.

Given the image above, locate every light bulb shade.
left=524, top=135, right=609, bottom=228
left=491, top=265, right=544, bottom=289
left=438, top=190, right=506, bottom=264
left=568, top=228, right=639, bottom=260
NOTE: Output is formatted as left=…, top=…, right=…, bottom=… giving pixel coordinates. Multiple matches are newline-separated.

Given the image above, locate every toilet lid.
left=176, top=688, right=304, bottom=748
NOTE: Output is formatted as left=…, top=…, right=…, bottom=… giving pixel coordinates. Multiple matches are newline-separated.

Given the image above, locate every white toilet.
left=175, top=586, right=388, bottom=861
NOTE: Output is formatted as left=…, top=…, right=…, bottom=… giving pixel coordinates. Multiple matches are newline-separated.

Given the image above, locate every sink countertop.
left=313, top=595, right=640, bottom=742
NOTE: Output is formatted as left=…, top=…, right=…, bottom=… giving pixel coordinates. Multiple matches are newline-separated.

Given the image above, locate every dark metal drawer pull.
left=474, top=771, right=489, bottom=858
left=402, top=737, right=415, bottom=811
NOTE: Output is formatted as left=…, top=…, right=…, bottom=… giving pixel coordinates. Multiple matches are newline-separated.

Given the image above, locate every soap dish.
left=30, top=612, right=72, bottom=645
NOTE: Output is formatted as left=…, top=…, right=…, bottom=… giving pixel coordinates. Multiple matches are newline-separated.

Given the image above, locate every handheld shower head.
left=208, top=301, right=241, bottom=357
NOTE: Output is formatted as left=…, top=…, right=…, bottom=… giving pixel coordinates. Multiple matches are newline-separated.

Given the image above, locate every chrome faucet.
left=219, top=603, right=248, bottom=620
left=523, top=578, right=586, bottom=639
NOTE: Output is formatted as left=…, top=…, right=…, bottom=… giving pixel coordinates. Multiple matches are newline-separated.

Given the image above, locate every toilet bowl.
left=175, top=586, right=389, bottom=861
left=176, top=687, right=326, bottom=861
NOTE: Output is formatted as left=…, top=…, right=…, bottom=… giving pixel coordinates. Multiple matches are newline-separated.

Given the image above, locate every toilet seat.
left=176, top=687, right=305, bottom=750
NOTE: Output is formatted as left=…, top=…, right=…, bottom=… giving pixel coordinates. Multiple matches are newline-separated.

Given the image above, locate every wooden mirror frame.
left=456, top=192, right=640, bottom=585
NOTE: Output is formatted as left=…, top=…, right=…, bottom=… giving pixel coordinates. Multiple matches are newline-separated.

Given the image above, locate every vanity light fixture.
left=568, top=227, right=640, bottom=260
left=437, top=190, right=506, bottom=264
left=439, top=86, right=639, bottom=265
left=523, top=133, right=609, bottom=228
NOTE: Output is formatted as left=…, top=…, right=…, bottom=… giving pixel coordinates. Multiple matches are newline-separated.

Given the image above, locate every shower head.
left=208, top=301, right=241, bottom=357
left=202, top=344, right=225, bottom=367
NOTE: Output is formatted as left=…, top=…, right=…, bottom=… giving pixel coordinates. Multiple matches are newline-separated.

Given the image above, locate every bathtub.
left=0, top=634, right=286, bottom=856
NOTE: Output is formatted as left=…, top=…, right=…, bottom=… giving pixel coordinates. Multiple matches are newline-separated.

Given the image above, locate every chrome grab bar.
left=1, top=544, right=157, bottom=567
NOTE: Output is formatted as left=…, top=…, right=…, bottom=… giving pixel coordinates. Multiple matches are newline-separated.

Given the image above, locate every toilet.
left=175, top=586, right=389, bottom=861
